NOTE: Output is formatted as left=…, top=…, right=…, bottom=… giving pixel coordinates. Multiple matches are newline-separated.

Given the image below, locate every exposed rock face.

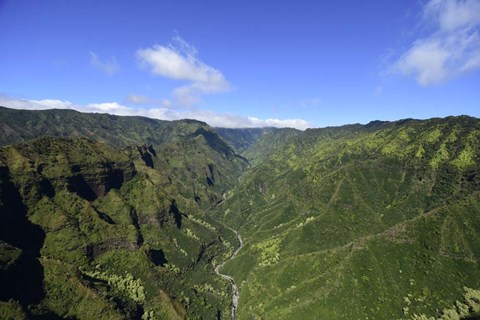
left=67, top=163, right=135, bottom=201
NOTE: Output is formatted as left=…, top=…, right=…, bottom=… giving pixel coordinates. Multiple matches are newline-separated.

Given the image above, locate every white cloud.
left=86, top=102, right=130, bottom=112
left=246, top=117, right=311, bottom=130
left=89, top=51, right=119, bottom=75
left=0, top=95, right=312, bottom=130
left=424, top=0, right=480, bottom=31
left=0, top=96, right=75, bottom=110
left=136, top=35, right=231, bottom=106
left=391, top=0, right=480, bottom=85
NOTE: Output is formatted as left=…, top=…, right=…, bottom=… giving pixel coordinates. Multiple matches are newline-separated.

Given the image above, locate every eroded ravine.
left=215, top=229, right=244, bottom=320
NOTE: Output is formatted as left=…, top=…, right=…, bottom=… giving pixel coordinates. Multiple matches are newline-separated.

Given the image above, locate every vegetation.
left=217, top=116, right=480, bottom=319
left=412, top=287, right=480, bottom=319
left=0, top=106, right=216, bottom=148
left=215, top=127, right=274, bottom=154
left=1, top=107, right=480, bottom=319
left=0, top=110, right=246, bottom=319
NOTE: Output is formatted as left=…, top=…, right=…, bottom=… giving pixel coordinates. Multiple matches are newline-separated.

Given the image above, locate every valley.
left=1, top=107, right=480, bottom=320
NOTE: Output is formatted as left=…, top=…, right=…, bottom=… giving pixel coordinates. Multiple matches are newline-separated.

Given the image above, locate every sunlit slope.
left=218, top=116, right=480, bottom=319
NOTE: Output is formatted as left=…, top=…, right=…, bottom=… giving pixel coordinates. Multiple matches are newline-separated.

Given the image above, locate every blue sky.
left=1, top=0, right=479, bottom=129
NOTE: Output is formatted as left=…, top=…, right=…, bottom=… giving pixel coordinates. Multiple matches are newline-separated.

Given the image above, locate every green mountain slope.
left=216, top=116, right=480, bottom=319
left=0, top=132, right=246, bottom=319
left=1, top=106, right=480, bottom=320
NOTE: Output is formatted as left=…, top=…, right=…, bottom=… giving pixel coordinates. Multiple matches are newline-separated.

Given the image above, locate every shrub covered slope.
left=0, top=109, right=247, bottom=319
left=216, top=116, right=480, bottom=319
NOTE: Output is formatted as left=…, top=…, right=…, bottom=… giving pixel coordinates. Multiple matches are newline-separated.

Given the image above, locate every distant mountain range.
left=1, top=106, right=479, bottom=320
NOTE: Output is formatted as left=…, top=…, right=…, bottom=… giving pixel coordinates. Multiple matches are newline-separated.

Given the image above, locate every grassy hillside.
left=216, top=116, right=480, bottom=319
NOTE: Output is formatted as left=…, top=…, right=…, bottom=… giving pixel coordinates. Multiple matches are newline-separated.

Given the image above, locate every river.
left=214, top=229, right=244, bottom=320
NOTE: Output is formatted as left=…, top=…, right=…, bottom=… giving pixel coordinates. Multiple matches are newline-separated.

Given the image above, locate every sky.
left=0, top=0, right=479, bottom=129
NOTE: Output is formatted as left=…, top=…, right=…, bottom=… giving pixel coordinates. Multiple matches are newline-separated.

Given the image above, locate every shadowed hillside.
left=0, top=130, right=246, bottom=319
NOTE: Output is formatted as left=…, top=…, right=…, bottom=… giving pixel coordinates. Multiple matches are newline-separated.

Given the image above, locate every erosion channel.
left=215, top=230, right=244, bottom=320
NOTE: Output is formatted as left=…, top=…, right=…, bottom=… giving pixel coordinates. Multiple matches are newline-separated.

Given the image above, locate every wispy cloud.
left=0, top=95, right=312, bottom=130
left=89, top=51, right=120, bottom=75
left=172, top=86, right=201, bottom=107
left=125, top=94, right=150, bottom=104
left=125, top=93, right=172, bottom=107
left=136, top=35, right=231, bottom=106
left=391, top=0, right=480, bottom=85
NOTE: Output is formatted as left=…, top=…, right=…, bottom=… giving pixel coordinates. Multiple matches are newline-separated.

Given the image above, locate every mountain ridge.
left=0, top=106, right=213, bottom=148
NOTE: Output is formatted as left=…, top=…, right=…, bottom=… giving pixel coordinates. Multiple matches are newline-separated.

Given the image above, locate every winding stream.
left=215, top=230, right=244, bottom=320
